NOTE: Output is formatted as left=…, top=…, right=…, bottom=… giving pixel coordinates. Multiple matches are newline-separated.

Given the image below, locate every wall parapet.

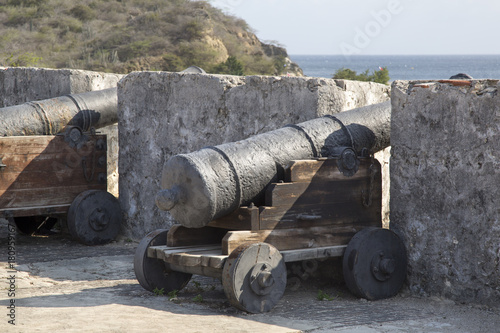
left=391, top=79, right=500, bottom=306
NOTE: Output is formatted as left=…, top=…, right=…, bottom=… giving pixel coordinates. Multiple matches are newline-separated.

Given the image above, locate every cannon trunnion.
left=135, top=154, right=407, bottom=313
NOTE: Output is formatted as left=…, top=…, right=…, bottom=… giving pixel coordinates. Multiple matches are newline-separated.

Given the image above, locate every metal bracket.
left=63, top=126, right=89, bottom=149
left=324, top=115, right=355, bottom=149
left=330, top=147, right=360, bottom=177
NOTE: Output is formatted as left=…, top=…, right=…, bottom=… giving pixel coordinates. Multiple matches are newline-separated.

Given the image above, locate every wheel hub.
left=89, top=207, right=109, bottom=231
left=250, top=262, right=275, bottom=295
left=371, top=251, right=396, bottom=281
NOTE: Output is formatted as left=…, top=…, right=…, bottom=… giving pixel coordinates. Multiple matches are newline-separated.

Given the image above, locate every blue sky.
left=209, top=0, right=500, bottom=55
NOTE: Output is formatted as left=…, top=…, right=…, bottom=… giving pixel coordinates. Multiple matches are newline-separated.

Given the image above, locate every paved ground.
left=1, top=219, right=499, bottom=332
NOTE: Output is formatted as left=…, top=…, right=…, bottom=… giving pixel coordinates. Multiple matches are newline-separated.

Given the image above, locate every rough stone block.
left=0, top=67, right=122, bottom=196
left=391, top=79, right=500, bottom=306
left=118, top=72, right=390, bottom=239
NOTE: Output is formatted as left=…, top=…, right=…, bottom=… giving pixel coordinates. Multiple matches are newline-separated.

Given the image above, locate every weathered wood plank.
left=280, top=245, right=347, bottom=262
left=285, top=158, right=376, bottom=183
left=0, top=135, right=106, bottom=154
left=207, top=206, right=257, bottom=230
left=0, top=134, right=107, bottom=214
left=259, top=201, right=381, bottom=230
left=169, top=251, right=226, bottom=268
left=265, top=177, right=380, bottom=207
left=0, top=204, right=70, bottom=218
left=261, top=158, right=382, bottom=230
left=166, top=224, right=228, bottom=247
left=0, top=160, right=106, bottom=190
left=148, top=244, right=220, bottom=259
left=0, top=151, right=106, bottom=178
left=0, top=184, right=106, bottom=210
left=149, top=245, right=225, bottom=268
left=222, top=225, right=364, bottom=255
left=0, top=136, right=69, bottom=154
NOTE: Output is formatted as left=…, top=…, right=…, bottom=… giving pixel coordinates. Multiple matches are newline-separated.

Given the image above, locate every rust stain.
left=437, top=80, right=472, bottom=87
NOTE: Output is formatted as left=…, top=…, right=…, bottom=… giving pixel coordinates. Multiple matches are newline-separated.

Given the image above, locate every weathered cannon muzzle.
left=0, top=88, right=117, bottom=136
left=156, top=101, right=391, bottom=228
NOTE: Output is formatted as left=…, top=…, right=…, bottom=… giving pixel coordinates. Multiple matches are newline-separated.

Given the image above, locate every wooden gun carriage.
left=0, top=89, right=121, bottom=245
left=134, top=102, right=408, bottom=313
left=0, top=129, right=121, bottom=245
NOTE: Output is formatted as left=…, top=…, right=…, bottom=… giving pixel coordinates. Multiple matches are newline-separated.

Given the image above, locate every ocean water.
left=290, top=55, right=500, bottom=81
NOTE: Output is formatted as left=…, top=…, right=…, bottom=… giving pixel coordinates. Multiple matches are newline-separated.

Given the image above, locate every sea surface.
left=289, top=55, right=500, bottom=81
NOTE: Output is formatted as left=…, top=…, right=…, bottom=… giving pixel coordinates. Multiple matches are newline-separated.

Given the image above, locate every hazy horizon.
left=209, top=0, right=500, bottom=56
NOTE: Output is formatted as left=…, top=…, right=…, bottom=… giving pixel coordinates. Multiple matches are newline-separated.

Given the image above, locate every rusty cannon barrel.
left=156, top=101, right=390, bottom=228
left=0, top=88, right=117, bottom=136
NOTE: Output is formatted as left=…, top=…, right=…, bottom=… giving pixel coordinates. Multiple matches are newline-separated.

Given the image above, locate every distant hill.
left=0, top=0, right=303, bottom=76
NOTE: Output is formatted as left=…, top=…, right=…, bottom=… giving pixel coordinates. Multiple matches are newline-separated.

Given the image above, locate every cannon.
left=0, top=88, right=117, bottom=136
left=0, top=88, right=121, bottom=245
left=134, top=101, right=408, bottom=313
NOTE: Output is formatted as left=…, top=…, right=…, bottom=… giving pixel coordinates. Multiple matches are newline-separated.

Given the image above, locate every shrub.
left=117, top=40, right=151, bottom=61
left=211, top=56, right=244, bottom=76
left=7, top=52, right=42, bottom=67
left=183, top=19, right=204, bottom=41
left=240, top=54, right=275, bottom=75
left=7, top=0, right=48, bottom=6
left=160, top=53, right=185, bottom=72
left=4, top=6, right=37, bottom=27
left=273, top=55, right=287, bottom=75
left=50, top=17, right=83, bottom=33
left=69, top=5, right=96, bottom=21
left=333, top=67, right=390, bottom=85
left=177, top=41, right=218, bottom=68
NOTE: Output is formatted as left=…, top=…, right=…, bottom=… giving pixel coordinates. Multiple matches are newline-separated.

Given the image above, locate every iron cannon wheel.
left=134, top=229, right=192, bottom=293
left=67, top=190, right=121, bottom=245
left=342, top=227, right=407, bottom=300
left=222, top=242, right=287, bottom=313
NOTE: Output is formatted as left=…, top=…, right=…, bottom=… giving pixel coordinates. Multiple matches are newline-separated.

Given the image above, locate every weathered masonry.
left=117, top=72, right=391, bottom=237
left=391, top=79, right=500, bottom=306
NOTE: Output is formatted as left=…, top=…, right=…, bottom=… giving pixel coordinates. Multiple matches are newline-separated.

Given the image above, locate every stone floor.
left=1, top=219, right=499, bottom=332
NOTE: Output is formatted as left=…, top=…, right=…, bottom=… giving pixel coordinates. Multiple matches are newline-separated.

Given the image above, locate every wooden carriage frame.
left=0, top=127, right=121, bottom=245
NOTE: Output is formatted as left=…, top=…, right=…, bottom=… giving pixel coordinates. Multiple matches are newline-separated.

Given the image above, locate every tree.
left=333, top=67, right=390, bottom=85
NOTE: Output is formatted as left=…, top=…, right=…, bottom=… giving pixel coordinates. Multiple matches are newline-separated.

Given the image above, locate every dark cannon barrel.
left=0, top=88, right=117, bottom=136
left=156, top=101, right=391, bottom=228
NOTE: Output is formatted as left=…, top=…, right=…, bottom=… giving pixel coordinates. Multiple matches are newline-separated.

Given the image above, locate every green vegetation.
left=152, top=287, right=165, bottom=296
left=316, top=289, right=336, bottom=301
left=333, top=67, right=390, bottom=85
left=191, top=280, right=206, bottom=293
left=192, top=294, right=204, bottom=302
left=167, top=289, right=179, bottom=301
left=0, top=0, right=288, bottom=75
left=211, top=56, right=244, bottom=75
